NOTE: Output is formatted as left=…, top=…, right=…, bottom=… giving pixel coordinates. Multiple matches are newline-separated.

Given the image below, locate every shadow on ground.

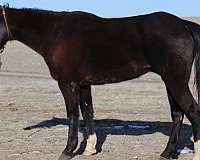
left=24, top=117, right=193, bottom=155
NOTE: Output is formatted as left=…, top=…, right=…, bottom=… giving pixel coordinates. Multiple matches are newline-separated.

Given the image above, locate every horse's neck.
left=7, top=8, right=53, bottom=56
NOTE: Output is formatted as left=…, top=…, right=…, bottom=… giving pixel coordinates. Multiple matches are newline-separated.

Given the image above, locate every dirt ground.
left=0, top=31, right=198, bottom=160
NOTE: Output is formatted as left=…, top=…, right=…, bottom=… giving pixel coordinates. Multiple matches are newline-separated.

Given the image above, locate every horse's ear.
left=3, top=3, right=9, bottom=8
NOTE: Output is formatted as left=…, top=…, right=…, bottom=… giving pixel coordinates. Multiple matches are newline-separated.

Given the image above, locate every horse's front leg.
left=58, top=81, right=80, bottom=160
left=80, top=85, right=97, bottom=156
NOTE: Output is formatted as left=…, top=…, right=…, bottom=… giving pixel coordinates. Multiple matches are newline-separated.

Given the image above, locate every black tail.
left=186, top=20, right=200, bottom=105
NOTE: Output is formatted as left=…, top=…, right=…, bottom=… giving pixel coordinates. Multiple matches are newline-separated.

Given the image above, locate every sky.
left=1, top=0, right=200, bottom=17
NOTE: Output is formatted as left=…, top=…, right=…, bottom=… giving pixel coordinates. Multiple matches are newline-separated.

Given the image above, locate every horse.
left=0, top=5, right=200, bottom=160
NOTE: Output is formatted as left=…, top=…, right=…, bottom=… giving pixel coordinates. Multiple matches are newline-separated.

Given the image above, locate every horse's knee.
left=171, top=111, right=183, bottom=122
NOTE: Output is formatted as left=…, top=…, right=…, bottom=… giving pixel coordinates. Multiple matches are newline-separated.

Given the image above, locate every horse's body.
left=1, top=6, right=200, bottom=160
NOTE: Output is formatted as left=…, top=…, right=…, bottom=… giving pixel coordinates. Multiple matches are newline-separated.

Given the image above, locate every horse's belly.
left=81, top=64, right=151, bottom=85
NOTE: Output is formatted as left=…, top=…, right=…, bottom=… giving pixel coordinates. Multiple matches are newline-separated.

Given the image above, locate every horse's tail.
left=185, top=20, right=200, bottom=105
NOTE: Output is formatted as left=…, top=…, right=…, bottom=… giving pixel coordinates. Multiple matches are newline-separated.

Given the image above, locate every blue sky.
left=1, top=0, right=200, bottom=17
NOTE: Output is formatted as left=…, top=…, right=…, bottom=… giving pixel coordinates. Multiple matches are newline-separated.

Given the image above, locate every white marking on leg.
left=82, top=133, right=97, bottom=156
left=193, top=141, right=200, bottom=160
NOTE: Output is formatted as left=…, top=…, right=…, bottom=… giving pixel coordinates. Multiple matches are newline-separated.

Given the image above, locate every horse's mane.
left=20, top=8, right=68, bottom=15
left=5, top=5, right=69, bottom=17
left=2, top=4, right=99, bottom=19
left=7, top=6, right=97, bottom=19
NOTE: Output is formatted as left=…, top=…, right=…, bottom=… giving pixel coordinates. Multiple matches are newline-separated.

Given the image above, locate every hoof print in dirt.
left=58, top=153, right=74, bottom=160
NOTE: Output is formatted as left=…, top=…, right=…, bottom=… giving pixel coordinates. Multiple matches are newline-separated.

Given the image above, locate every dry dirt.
left=0, top=17, right=200, bottom=160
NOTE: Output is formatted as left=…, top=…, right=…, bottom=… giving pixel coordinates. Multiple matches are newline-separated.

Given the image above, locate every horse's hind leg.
left=79, top=85, right=97, bottom=156
left=163, top=77, right=200, bottom=160
left=58, top=81, right=80, bottom=160
left=160, top=88, right=184, bottom=159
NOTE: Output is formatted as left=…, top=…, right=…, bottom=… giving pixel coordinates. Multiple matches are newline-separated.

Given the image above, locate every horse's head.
left=0, top=4, right=10, bottom=68
left=0, top=4, right=10, bottom=53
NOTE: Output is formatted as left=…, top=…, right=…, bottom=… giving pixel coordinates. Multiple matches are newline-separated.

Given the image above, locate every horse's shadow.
left=24, top=117, right=193, bottom=155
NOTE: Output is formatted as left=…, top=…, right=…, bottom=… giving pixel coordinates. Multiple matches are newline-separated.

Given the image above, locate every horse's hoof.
left=58, top=153, right=74, bottom=160
left=160, top=151, right=178, bottom=160
left=159, top=156, right=174, bottom=160
left=82, top=149, right=96, bottom=156
left=159, top=157, right=168, bottom=160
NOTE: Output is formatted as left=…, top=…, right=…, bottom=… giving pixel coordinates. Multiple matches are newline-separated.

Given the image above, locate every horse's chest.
left=44, top=54, right=77, bottom=81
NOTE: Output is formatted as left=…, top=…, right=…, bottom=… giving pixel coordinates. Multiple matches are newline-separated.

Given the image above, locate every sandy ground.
left=0, top=30, right=198, bottom=160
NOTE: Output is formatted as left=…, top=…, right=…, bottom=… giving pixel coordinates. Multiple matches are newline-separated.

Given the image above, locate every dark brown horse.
left=0, top=5, right=200, bottom=160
